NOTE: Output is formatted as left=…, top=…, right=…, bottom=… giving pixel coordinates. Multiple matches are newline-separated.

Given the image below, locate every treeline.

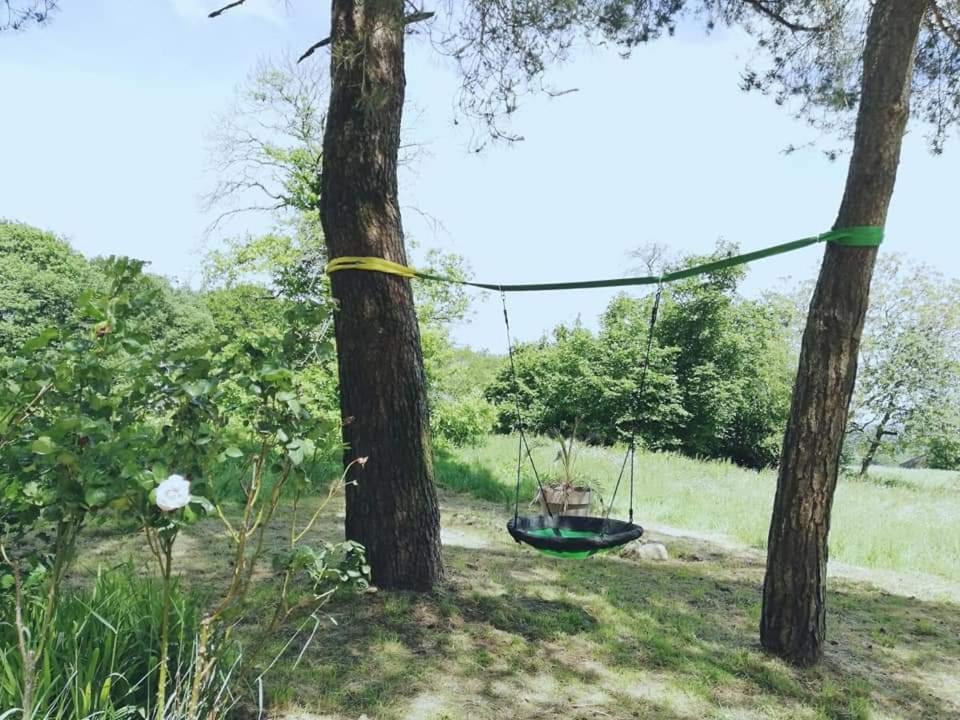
left=4, top=220, right=958, bottom=473
left=485, top=246, right=960, bottom=472
left=486, top=246, right=796, bottom=468
left=0, top=221, right=493, bottom=456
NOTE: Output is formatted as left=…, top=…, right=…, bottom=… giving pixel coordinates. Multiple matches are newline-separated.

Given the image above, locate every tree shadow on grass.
left=251, top=543, right=960, bottom=720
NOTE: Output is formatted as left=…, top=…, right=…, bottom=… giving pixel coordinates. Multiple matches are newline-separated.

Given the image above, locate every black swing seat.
left=507, top=515, right=643, bottom=557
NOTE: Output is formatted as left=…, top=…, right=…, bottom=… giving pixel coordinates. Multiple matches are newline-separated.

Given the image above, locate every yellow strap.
left=326, top=256, right=420, bottom=279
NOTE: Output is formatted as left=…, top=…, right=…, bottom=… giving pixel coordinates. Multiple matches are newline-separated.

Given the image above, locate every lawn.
left=74, top=445, right=960, bottom=720
left=437, top=436, right=960, bottom=583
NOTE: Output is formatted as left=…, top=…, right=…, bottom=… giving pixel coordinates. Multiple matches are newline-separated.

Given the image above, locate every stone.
left=621, top=540, right=669, bottom=561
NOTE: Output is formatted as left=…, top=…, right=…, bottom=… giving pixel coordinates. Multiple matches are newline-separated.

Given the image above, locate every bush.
left=431, top=391, right=497, bottom=450
left=927, top=432, right=960, bottom=471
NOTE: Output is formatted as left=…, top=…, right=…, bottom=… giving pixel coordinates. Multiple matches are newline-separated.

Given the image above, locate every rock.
left=621, top=541, right=669, bottom=562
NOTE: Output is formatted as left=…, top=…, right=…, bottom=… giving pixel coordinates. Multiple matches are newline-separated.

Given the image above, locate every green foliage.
left=653, top=242, right=794, bottom=467
left=848, top=256, right=960, bottom=472
left=484, top=247, right=793, bottom=468
left=0, top=257, right=216, bottom=544
left=485, top=322, right=604, bottom=440
left=595, top=294, right=687, bottom=447
left=0, top=565, right=212, bottom=719
left=918, top=404, right=960, bottom=471
left=0, top=221, right=98, bottom=355
left=431, top=391, right=497, bottom=450
left=1, top=254, right=358, bottom=719
left=416, top=252, right=497, bottom=449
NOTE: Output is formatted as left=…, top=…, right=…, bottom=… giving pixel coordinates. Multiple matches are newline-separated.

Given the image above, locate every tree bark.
left=320, top=0, right=443, bottom=591
left=760, top=0, right=929, bottom=666
left=858, top=405, right=896, bottom=477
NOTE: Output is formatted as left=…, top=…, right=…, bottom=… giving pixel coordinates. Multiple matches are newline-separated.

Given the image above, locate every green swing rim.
left=507, top=515, right=644, bottom=558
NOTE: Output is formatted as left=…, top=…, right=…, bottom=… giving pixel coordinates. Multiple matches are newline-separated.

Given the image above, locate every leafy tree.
left=652, top=244, right=794, bottom=467
left=655, top=245, right=749, bottom=458
left=484, top=298, right=687, bottom=450
left=595, top=294, right=686, bottom=448
left=485, top=281, right=791, bottom=467
left=919, top=403, right=960, bottom=470
left=722, top=296, right=795, bottom=468
left=429, top=343, right=501, bottom=449
left=847, top=255, right=960, bottom=474
left=486, top=322, right=607, bottom=441
left=0, top=222, right=212, bottom=361
left=0, top=222, right=97, bottom=354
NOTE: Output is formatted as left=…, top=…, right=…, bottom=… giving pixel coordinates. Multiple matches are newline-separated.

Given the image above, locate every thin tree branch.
left=930, top=1, right=960, bottom=49
left=404, top=10, right=434, bottom=25
left=742, top=0, right=827, bottom=33
left=297, top=37, right=331, bottom=63
left=296, top=11, right=433, bottom=63
left=208, top=0, right=246, bottom=19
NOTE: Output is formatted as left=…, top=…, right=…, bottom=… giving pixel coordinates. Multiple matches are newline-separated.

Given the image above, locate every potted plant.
left=534, top=422, right=600, bottom=517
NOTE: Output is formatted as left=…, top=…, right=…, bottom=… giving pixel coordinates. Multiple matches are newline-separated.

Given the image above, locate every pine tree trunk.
left=760, top=0, right=929, bottom=666
left=319, top=0, right=443, bottom=591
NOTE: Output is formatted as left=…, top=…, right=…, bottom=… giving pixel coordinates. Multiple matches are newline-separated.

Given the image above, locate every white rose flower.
left=156, top=474, right=191, bottom=512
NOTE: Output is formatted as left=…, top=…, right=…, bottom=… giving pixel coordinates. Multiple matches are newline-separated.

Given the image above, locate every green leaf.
left=225, top=446, right=244, bottom=458
left=31, top=436, right=57, bottom=455
left=22, top=327, right=59, bottom=352
left=84, top=488, right=109, bottom=507
left=190, top=495, right=215, bottom=513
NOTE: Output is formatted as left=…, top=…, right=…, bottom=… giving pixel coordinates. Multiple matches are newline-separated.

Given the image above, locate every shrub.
left=431, top=391, right=497, bottom=450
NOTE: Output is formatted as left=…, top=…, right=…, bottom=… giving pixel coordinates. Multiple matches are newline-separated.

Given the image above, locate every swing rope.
left=603, top=283, right=663, bottom=530
left=500, top=290, right=554, bottom=522
left=324, top=225, right=884, bottom=556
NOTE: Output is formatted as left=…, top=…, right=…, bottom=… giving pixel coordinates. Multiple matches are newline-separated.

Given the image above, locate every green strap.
left=326, top=226, right=882, bottom=293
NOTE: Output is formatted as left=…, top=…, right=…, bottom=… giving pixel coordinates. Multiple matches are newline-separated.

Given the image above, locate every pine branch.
left=930, top=1, right=960, bottom=49
left=404, top=10, right=434, bottom=25
left=296, top=11, right=434, bottom=63
left=297, top=37, right=331, bottom=63
left=208, top=0, right=246, bottom=19
left=742, top=0, right=827, bottom=33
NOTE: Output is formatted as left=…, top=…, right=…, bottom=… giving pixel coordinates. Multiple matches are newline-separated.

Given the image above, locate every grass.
left=439, top=436, right=960, bottom=582
left=164, top=495, right=959, bottom=719
left=65, top=438, right=960, bottom=719
left=0, top=565, right=209, bottom=718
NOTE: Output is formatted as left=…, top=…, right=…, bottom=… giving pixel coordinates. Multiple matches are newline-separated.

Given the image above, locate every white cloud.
left=169, top=0, right=285, bottom=26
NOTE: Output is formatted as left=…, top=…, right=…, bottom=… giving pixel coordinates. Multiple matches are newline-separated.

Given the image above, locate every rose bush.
left=0, top=257, right=368, bottom=719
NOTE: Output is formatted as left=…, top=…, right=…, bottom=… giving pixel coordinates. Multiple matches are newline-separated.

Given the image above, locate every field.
left=437, top=436, right=960, bottom=584
left=72, top=437, right=960, bottom=719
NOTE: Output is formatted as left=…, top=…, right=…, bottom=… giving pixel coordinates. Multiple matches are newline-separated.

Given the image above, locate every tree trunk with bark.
left=859, top=405, right=896, bottom=477
left=320, top=0, right=443, bottom=591
left=760, top=0, right=929, bottom=667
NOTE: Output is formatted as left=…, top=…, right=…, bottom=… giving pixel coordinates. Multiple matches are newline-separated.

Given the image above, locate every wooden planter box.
left=536, top=486, right=593, bottom=517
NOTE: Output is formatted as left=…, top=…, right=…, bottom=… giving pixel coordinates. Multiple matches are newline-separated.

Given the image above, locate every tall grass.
left=0, top=565, right=222, bottom=719
left=444, top=435, right=960, bottom=581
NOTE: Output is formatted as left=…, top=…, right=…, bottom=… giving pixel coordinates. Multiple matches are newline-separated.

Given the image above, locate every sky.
left=1, top=0, right=958, bottom=351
